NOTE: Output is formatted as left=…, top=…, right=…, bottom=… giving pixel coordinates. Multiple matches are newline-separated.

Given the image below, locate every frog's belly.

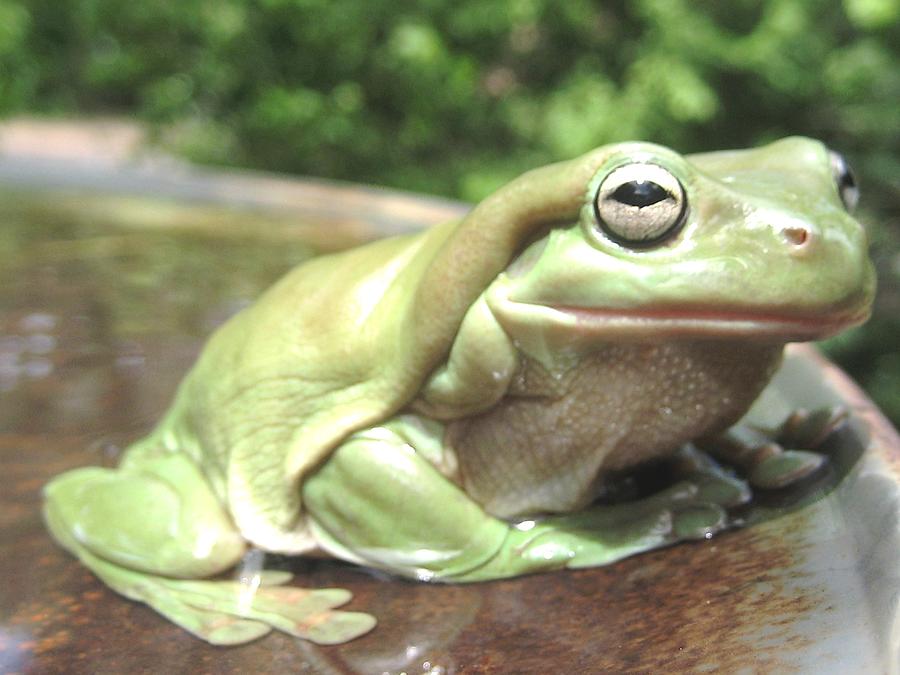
left=446, top=340, right=783, bottom=519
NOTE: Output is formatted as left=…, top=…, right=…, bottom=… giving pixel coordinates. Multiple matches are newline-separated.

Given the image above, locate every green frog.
left=43, top=137, right=875, bottom=645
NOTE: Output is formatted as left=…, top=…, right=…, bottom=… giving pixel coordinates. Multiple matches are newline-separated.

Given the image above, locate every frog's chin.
left=491, top=298, right=870, bottom=344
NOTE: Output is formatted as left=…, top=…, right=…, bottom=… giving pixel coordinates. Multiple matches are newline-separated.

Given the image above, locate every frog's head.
left=487, top=137, right=876, bottom=357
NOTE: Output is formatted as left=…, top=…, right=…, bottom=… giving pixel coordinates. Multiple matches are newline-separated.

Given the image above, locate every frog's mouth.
left=559, top=304, right=869, bottom=339
left=492, top=298, right=871, bottom=343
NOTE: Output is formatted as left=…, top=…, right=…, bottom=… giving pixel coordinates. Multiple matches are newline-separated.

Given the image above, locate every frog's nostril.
left=783, top=226, right=810, bottom=248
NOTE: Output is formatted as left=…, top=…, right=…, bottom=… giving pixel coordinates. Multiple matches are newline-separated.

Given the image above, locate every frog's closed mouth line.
left=517, top=303, right=870, bottom=340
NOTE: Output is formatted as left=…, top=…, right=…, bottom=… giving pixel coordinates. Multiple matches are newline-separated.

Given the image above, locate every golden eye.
left=829, top=150, right=859, bottom=212
left=593, top=163, right=687, bottom=247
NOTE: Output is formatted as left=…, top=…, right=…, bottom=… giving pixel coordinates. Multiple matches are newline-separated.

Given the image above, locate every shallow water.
left=0, top=190, right=314, bottom=439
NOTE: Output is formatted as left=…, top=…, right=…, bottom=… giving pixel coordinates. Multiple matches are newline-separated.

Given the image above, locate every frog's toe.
left=671, top=503, right=728, bottom=540
left=241, top=585, right=376, bottom=644
left=146, top=590, right=273, bottom=645
left=747, top=449, right=826, bottom=490
left=163, top=579, right=377, bottom=644
left=777, top=405, right=849, bottom=449
left=204, top=616, right=273, bottom=645
left=667, top=445, right=751, bottom=507
left=687, top=471, right=752, bottom=508
left=285, top=609, right=377, bottom=645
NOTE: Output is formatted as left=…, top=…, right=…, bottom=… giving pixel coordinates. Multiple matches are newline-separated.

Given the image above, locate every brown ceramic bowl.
left=1, top=156, right=897, bottom=674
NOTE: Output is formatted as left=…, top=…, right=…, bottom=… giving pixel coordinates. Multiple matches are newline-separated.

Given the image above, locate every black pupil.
left=611, top=180, right=670, bottom=208
left=839, top=167, right=856, bottom=191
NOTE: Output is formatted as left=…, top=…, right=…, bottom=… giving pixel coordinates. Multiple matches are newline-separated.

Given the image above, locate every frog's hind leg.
left=43, top=446, right=374, bottom=645
left=301, top=419, right=750, bottom=583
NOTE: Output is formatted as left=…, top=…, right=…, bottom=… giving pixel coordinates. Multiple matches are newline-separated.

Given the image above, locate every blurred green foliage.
left=1, top=0, right=898, bottom=424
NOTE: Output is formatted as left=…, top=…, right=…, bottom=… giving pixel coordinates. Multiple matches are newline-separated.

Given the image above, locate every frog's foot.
left=49, top=537, right=374, bottom=645
left=696, top=406, right=847, bottom=490
left=43, top=456, right=375, bottom=646
left=101, top=561, right=375, bottom=646
left=496, top=466, right=750, bottom=575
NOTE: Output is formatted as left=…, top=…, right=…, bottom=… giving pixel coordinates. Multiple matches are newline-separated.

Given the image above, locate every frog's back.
left=151, top=231, right=448, bottom=551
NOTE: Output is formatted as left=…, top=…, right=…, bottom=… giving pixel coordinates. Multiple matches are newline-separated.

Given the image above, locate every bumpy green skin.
left=43, top=138, right=875, bottom=645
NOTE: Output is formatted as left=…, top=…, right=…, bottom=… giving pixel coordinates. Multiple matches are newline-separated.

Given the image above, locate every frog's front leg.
left=43, top=442, right=375, bottom=645
left=696, top=406, right=848, bottom=490
left=302, top=417, right=748, bottom=583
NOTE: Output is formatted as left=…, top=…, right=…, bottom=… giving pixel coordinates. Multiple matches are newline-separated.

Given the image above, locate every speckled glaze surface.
left=0, top=159, right=897, bottom=674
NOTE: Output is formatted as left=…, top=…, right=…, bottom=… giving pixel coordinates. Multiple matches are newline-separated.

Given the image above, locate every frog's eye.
left=829, top=151, right=859, bottom=212
left=593, top=163, right=687, bottom=247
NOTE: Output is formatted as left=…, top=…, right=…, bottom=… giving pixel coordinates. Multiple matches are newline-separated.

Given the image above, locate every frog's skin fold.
left=43, top=137, right=876, bottom=645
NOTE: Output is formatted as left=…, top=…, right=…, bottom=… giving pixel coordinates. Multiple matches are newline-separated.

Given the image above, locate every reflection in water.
left=236, top=549, right=268, bottom=616
left=0, top=627, right=34, bottom=673
left=0, top=193, right=315, bottom=436
left=0, top=313, right=58, bottom=392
